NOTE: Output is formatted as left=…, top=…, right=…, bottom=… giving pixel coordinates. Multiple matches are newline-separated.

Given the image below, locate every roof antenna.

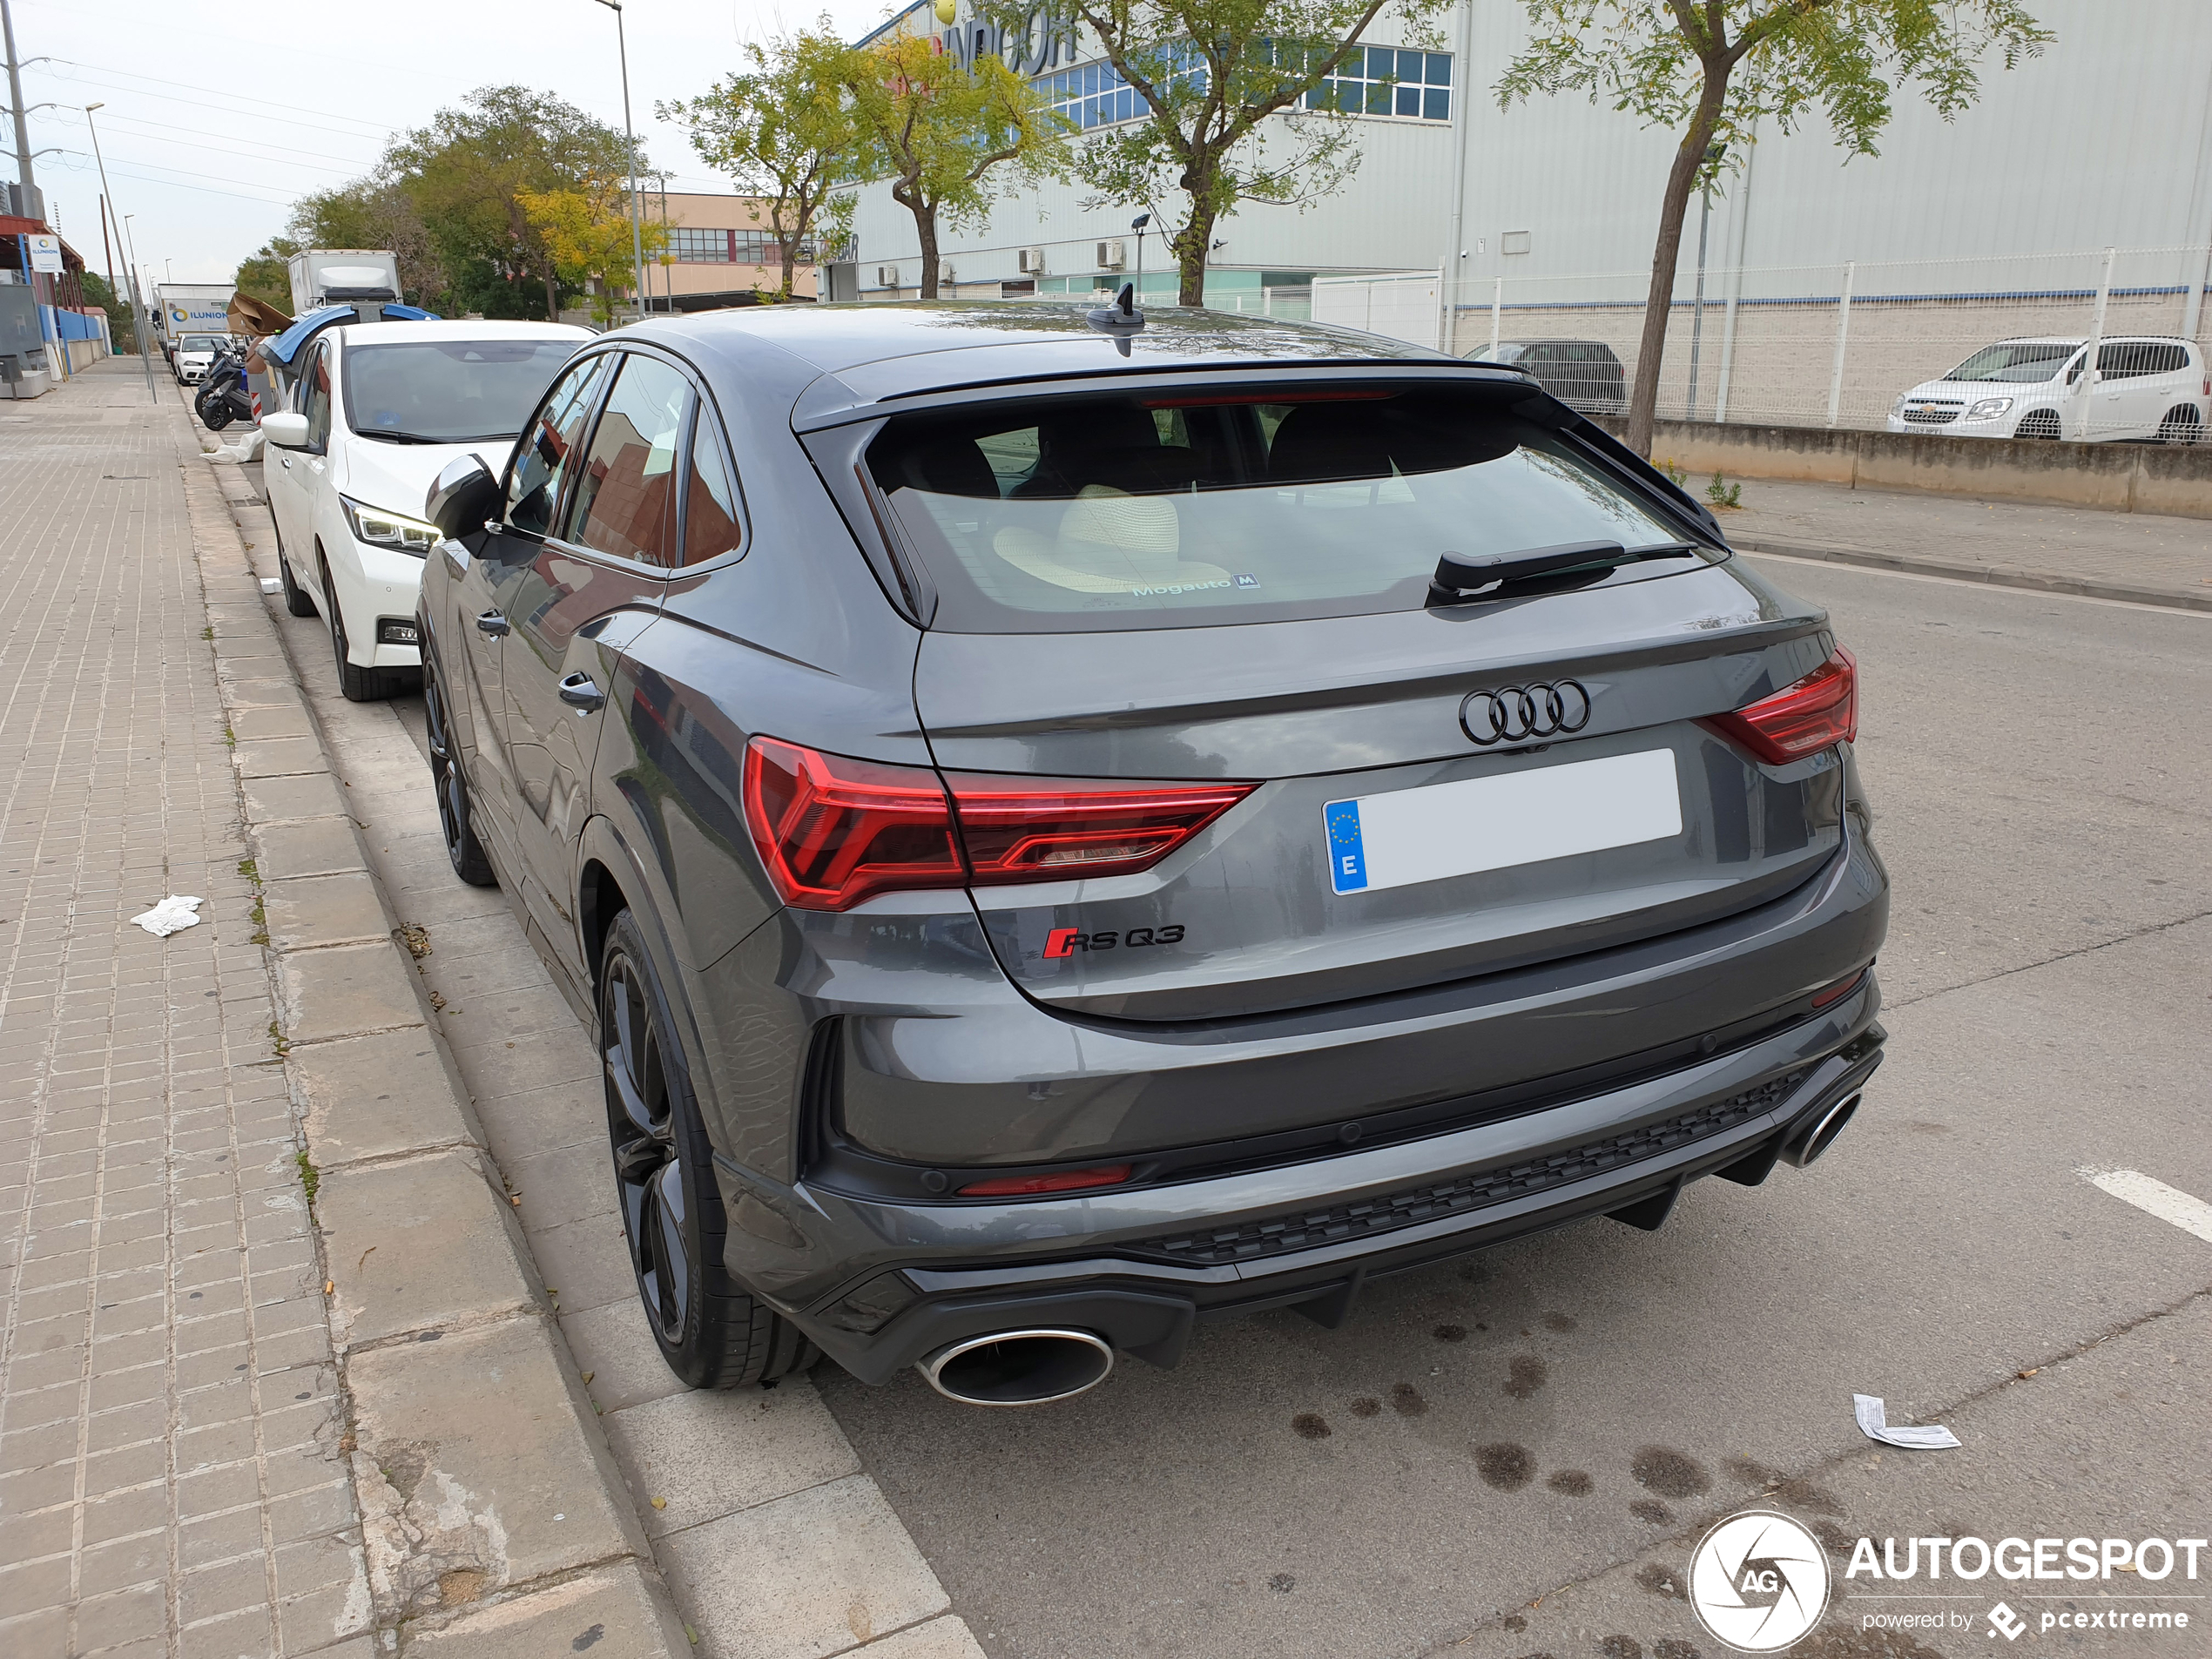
left=1087, top=280, right=1143, bottom=334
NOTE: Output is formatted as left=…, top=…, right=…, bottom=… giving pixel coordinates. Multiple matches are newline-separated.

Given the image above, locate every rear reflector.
left=1810, top=968, right=1867, bottom=1008
left=742, top=737, right=1253, bottom=912
left=959, top=1163, right=1133, bottom=1197
left=1701, top=647, right=1858, bottom=765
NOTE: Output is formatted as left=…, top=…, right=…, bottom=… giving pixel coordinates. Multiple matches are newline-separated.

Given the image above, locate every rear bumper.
left=732, top=982, right=1884, bottom=1385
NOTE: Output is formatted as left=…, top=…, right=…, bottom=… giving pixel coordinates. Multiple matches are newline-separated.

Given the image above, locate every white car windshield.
left=182, top=336, right=223, bottom=354
left=341, top=339, right=578, bottom=444
left=1944, top=342, right=2077, bottom=383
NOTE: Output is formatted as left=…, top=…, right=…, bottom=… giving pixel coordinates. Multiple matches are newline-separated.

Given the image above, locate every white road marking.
left=2081, top=1168, right=2212, bottom=1244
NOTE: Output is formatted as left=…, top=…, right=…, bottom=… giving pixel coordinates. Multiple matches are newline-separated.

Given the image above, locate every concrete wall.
left=1611, top=418, right=2212, bottom=520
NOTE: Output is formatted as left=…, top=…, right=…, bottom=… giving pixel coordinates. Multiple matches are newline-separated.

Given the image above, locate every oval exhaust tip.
left=1790, top=1092, right=1861, bottom=1168
left=920, top=1329, right=1114, bottom=1407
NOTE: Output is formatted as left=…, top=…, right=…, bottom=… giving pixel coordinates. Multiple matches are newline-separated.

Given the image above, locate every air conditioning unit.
left=941, top=262, right=955, bottom=287
left=876, top=265, right=900, bottom=288
left=1096, top=239, right=1125, bottom=271
left=1018, top=247, right=1047, bottom=274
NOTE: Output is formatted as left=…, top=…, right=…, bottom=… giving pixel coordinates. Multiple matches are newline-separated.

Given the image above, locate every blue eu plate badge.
left=1325, top=799, right=1368, bottom=894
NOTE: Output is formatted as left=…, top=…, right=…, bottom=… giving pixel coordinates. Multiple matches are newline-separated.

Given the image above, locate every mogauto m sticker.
left=1689, top=1510, right=1831, bottom=1652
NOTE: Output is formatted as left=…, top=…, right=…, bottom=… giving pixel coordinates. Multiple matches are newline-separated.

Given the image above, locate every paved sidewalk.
left=0, top=365, right=365, bottom=1655
left=1717, top=475, right=2212, bottom=610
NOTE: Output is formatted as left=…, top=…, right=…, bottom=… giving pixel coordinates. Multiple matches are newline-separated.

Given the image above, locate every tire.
left=422, top=668, right=497, bottom=887
left=273, top=523, right=317, bottom=617
left=2157, top=405, right=2202, bottom=445
left=320, top=552, right=411, bottom=702
left=2014, top=408, right=2060, bottom=441
left=600, top=909, right=818, bottom=1390
left=200, top=400, right=234, bottom=432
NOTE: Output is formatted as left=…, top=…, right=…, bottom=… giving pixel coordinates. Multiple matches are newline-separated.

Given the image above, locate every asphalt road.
left=811, top=555, right=2212, bottom=1659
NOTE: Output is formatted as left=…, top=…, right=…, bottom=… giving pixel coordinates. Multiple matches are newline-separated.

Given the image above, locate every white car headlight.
left=1967, top=397, right=2013, bottom=420
left=1892, top=395, right=1909, bottom=415
left=341, top=496, right=441, bottom=556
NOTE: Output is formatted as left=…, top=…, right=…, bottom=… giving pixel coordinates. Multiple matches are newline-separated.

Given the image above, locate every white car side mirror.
left=262, top=412, right=311, bottom=449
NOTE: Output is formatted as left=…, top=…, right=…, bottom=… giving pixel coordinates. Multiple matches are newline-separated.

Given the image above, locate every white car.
left=1888, top=335, right=2208, bottom=443
left=173, top=333, right=231, bottom=385
left=260, top=320, right=591, bottom=700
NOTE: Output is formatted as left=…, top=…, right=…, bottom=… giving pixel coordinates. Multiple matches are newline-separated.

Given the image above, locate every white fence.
left=1433, top=244, right=2212, bottom=440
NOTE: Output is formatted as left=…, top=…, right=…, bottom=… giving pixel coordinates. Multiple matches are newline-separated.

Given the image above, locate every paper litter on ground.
left=1853, top=1393, right=1961, bottom=1450
left=259, top=577, right=283, bottom=594
left=130, top=895, right=204, bottom=937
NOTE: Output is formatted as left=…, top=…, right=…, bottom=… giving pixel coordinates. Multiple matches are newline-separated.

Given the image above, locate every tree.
left=386, top=86, right=639, bottom=320
left=282, top=179, right=445, bottom=308
left=234, top=239, right=298, bottom=316
left=659, top=24, right=860, bottom=300
left=1498, top=0, right=2052, bottom=456
left=1000, top=0, right=1450, bottom=305
left=523, top=178, right=667, bottom=327
left=844, top=32, right=1069, bottom=300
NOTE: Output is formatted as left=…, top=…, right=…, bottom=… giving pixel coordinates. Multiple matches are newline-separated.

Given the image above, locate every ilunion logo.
left=1689, top=1510, right=1832, bottom=1652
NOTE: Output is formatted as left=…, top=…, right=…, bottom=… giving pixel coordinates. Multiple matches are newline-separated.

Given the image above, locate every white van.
left=1889, top=336, right=2208, bottom=442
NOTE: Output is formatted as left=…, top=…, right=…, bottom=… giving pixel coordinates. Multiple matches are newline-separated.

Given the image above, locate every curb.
left=175, top=424, right=691, bottom=1656
left=1730, top=532, right=2212, bottom=614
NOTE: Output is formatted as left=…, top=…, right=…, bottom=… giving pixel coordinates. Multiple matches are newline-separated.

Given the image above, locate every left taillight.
left=1702, top=647, right=1858, bottom=765
left=740, top=736, right=1254, bottom=912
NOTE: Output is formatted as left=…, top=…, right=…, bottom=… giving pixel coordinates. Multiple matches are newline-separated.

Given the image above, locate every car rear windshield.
left=1945, top=342, right=2078, bottom=383
left=343, top=339, right=578, bottom=442
left=867, top=386, right=1702, bottom=632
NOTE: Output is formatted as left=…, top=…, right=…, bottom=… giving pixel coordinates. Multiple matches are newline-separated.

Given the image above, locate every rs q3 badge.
left=1044, top=925, right=1184, bottom=959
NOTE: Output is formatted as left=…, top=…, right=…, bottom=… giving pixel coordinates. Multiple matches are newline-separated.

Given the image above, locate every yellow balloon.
left=934, top=0, right=956, bottom=23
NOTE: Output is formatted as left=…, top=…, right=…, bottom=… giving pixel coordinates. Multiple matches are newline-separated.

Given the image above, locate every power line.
left=44, top=147, right=295, bottom=206
left=35, top=56, right=400, bottom=134
left=34, top=105, right=383, bottom=171
left=30, top=63, right=401, bottom=144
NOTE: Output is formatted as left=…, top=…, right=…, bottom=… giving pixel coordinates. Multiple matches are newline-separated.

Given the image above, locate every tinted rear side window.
left=867, top=388, right=1696, bottom=632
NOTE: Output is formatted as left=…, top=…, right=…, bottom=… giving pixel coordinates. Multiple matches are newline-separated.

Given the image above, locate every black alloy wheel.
left=599, top=910, right=816, bottom=1390
left=2157, top=405, right=2202, bottom=445
left=422, top=670, right=496, bottom=887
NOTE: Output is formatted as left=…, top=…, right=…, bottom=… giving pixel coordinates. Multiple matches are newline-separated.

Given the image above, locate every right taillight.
left=740, top=736, right=1252, bottom=912
left=1702, top=647, right=1858, bottom=765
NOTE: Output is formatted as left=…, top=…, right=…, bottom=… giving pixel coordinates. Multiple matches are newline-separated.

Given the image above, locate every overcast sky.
left=10, top=0, right=896, bottom=292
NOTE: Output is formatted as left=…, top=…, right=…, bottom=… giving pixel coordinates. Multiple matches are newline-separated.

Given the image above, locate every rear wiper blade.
left=1429, top=540, right=1703, bottom=604
left=357, top=429, right=448, bottom=445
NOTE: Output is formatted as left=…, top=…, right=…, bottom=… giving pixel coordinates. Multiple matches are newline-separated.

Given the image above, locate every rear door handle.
left=557, top=672, right=606, bottom=713
left=475, top=610, right=509, bottom=637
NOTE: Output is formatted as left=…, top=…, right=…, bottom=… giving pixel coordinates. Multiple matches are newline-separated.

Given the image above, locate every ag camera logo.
left=1689, top=1510, right=1832, bottom=1652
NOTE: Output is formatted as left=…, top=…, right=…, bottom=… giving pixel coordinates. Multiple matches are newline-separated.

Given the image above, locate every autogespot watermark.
left=1688, top=1514, right=2208, bottom=1650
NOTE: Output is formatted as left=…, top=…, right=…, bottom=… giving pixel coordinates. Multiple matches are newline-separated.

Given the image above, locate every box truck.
left=287, top=250, right=402, bottom=315
left=153, top=283, right=236, bottom=366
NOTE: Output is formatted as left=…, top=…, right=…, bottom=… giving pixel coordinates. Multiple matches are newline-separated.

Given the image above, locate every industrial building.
left=832, top=0, right=2212, bottom=427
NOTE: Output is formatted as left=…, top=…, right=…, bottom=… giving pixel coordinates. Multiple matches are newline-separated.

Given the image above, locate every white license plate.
left=1325, top=749, right=1683, bottom=895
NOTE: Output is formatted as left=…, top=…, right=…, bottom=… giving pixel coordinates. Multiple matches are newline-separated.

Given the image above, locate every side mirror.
left=425, top=454, right=502, bottom=540
left=262, top=412, right=311, bottom=449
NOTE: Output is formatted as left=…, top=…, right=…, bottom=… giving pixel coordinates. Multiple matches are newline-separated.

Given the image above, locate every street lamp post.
left=591, top=0, right=649, bottom=325
left=84, top=102, right=157, bottom=400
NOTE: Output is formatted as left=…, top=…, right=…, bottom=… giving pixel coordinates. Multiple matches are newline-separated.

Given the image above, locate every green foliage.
left=233, top=243, right=295, bottom=314
left=80, top=271, right=138, bottom=348
left=1706, top=470, right=1741, bottom=509
left=845, top=33, right=1071, bottom=298
left=991, top=0, right=1452, bottom=303
left=522, top=179, right=669, bottom=327
left=660, top=24, right=860, bottom=300
left=1497, top=0, right=2051, bottom=454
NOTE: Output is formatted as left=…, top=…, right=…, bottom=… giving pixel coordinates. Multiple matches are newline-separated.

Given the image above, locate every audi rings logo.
left=1460, top=680, right=1592, bottom=746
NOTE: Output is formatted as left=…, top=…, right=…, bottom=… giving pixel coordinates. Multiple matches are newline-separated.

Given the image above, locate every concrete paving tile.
left=234, top=737, right=327, bottom=779
left=561, top=1293, right=690, bottom=1414
left=228, top=705, right=314, bottom=743
left=278, top=942, right=424, bottom=1045
left=858, top=1616, right=990, bottom=1659
left=604, top=1375, right=860, bottom=1537
left=238, top=771, right=348, bottom=825
left=658, top=1475, right=948, bottom=1659
left=251, top=819, right=366, bottom=883
left=507, top=1138, right=617, bottom=1232
left=290, top=1029, right=475, bottom=1167
left=399, top=1558, right=684, bottom=1657
left=314, top=1150, right=536, bottom=1346
left=260, top=873, right=388, bottom=953
left=522, top=1213, right=637, bottom=1316
left=346, top=1316, right=647, bottom=1618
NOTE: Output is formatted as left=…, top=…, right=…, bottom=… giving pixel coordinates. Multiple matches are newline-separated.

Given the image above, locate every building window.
left=669, top=227, right=733, bottom=263
left=1300, top=44, right=1453, bottom=120
left=1032, top=42, right=1451, bottom=130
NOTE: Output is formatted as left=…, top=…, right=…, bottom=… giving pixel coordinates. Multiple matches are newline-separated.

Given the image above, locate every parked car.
left=1464, top=338, right=1627, bottom=415
left=260, top=320, right=590, bottom=700
left=172, top=332, right=232, bottom=386
left=416, top=303, right=1888, bottom=1406
left=1889, top=335, right=2209, bottom=442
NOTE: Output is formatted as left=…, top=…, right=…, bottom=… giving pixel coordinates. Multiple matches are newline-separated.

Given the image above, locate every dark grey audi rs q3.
left=416, top=301, right=1888, bottom=1406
